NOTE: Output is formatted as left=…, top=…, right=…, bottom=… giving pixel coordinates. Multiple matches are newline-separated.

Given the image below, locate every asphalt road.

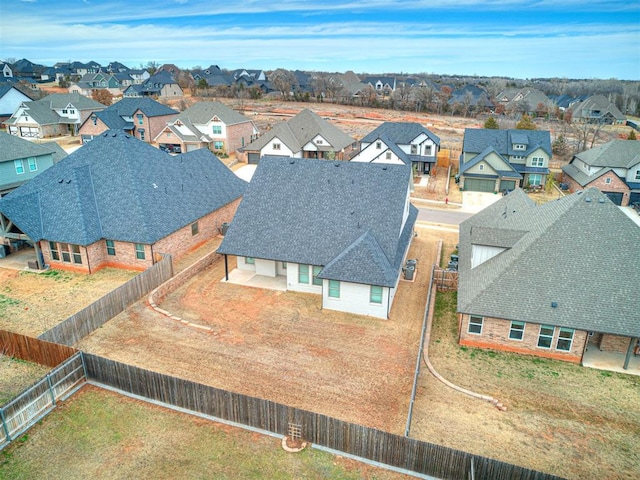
left=416, top=206, right=473, bottom=226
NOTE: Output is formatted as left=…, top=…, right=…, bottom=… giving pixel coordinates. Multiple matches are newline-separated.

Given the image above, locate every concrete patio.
left=582, top=346, right=640, bottom=376
left=0, top=247, right=42, bottom=273
left=222, top=268, right=287, bottom=291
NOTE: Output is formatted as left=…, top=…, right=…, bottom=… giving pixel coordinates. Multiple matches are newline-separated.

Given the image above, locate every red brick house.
left=78, top=97, right=177, bottom=145
left=457, top=188, right=640, bottom=370
left=561, top=140, right=640, bottom=206
left=0, top=130, right=246, bottom=273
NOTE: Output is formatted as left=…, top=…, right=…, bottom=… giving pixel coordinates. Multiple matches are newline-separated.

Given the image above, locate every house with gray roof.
left=241, top=109, right=355, bottom=164
left=561, top=140, right=640, bottom=206
left=217, top=157, right=417, bottom=319
left=0, top=130, right=246, bottom=272
left=69, top=72, right=121, bottom=97
left=154, top=101, right=257, bottom=155
left=123, top=71, right=183, bottom=98
left=567, top=94, right=626, bottom=125
left=78, top=97, right=178, bottom=144
left=351, top=122, right=440, bottom=175
left=5, top=93, right=106, bottom=139
left=496, top=87, right=553, bottom=116
left=459, top=128, right=552, bottom=193
left=457, top=188, right=640, bottom=369
left=362, top=76, right=397, bottom=96
left=0, top=131, right=67, bottom=196
left=0, top=85, right=33, bottom=122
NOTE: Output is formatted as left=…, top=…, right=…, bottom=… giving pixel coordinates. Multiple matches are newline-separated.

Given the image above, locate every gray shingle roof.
left=0, top=131, right=67, bottom=163
left=572, top=140, right=640, bottom=169
left=105, top=97, right=178, bottom=117
left=361, top=122, right=440, bottom=146
left=462, top=129, right=552, bottom=158
left=460, top=146, right=522, bottom=179
left=174, top=101, right=252, bottom=126
left=217, top=157, right=416, bottom=287
left=458, top=188, right=640, bottom=337
left=0, top=130, right=246, bottom=246
left=244, top=109, right=354, bottom=154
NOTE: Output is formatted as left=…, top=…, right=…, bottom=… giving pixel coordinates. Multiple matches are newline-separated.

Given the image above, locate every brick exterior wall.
left=458, top=313, right=586, bottom=363
left=40, top=197, right=241, bottom=274
left=562, top=170, right=630, bottom=206
left=599, top=334, right=632, bottom=353
left=79, top=113, right=176, bottom=144
left=227, top=122, right=257, bottom=155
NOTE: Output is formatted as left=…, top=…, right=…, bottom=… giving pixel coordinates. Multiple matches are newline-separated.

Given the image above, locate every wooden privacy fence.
left=39, top=255, right=174, bottom=346
left=83, top=353, right=563, bottom=480
left=0, top=330, right=77, bottom=368
left=433, top=268, right=458, bottom=291
left=0, top=352, right=85, bottom=450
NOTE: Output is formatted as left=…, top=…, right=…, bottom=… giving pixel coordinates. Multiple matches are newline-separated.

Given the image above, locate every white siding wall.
left=626, top=163, right=640, bottom=183
left=255, top=258, right=277, bottom=277
left=526, top=147, right=549, bottom=166
left=352, top=140, right=391, bottom=163
left=322, top=280, right=389, bottom=319
left=238, top=256, right=256, bottom=272
left=471, top=245, right=506, bottom=268
left=261, top=136, right=294, bottom=157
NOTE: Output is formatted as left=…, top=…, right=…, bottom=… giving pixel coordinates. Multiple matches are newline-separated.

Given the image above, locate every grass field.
left=0, top=386, right=412, bottom=480
left=410, top=290, right=640, bottom=479
left=0, top=356, right=49, bottom=406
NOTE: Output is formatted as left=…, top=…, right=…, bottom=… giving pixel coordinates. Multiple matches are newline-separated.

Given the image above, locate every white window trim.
left=468, top=315, right=483, bottom=335
left=509, top=321, right=525, bottom=341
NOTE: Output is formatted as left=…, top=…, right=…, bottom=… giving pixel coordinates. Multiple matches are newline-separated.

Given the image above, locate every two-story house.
left=459, top=129, right=552, bottom=193
left=5, top=93, right=106, bottom=138
left=217, top=157, right=417, bottom=319
left=69, top=72, right=122, bottom=97
left=561, top=140, right=640, bottom=206
left=351, top=122, right=440, bottom=175
left=78, top=97, right=178, bottom=144
left=123, top=71, right=183, bottom=98
left=0, top=85, right=33, bottom=123
left=241, top=109, right=355, bottom=164
left=154, top=101, right=257, bottom=154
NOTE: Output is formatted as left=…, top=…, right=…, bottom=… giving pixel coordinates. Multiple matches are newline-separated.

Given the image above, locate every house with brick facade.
left=240, top=109, right=355, bottom=164
left=5, top=93, right=106, bottom=138
left=78, top=97, right=178, bottom=145
left=561, top=140, right=640, bottom=206
left=457, top=188, right=640, bottom=370
left=154, top=101, right=257, bottom=155
left=217, top=157, right=417, bottom=319
left=351, top=122, right=440, bottom=175
left=0, top=130, right=246, bottom=272
left=459, top=128, right=552, bottom=193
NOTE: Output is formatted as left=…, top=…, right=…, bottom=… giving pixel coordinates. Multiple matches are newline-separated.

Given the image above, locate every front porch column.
left=623, top=337, right=637, bottom=370
left=224, top=254, right=229, bottom=281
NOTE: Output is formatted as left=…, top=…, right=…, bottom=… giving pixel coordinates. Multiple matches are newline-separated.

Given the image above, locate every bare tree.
left=269, top=69, right=298, bottom=100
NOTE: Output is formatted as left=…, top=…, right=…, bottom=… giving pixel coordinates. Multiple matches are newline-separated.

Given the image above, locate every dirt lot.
left=77, top=227, right=452, bottom=433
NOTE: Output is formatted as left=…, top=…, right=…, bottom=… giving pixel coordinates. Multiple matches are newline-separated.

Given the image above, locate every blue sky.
left=1, top=0, right=638, bottom=79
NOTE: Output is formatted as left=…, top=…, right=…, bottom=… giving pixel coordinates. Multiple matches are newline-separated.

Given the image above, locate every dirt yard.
left=77, top=227, right=453, bottom=433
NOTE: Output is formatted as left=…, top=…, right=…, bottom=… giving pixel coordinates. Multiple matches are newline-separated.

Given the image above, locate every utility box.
left=404, top=265, right=415, bottom=280
left=220, top=222, right=230, bottom=236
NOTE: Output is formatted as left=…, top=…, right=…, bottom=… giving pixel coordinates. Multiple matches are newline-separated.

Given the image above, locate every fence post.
left=46, top=374, right=56, bottom=405
left=0, top=408, right=11, bottom=442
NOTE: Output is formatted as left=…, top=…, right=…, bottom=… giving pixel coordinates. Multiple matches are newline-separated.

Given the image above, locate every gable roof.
left=460, top=146, right=522, bottom=178
left=462, top=128, right=552, bottom=157
left=103, top=97, right=177, bottom=118
left=38, top=93, right=106, bottom=111
left=0, top=130, right=247, bottom=246
left=458, top=188, right=640, bottom=337
left=0, top=131, right=67, bottom=163
left=571, top=139, right=640, bottom=169
left=217, top=157, right=416, bottom=287
left=244, top=109, right=354, bottom=153
left=361, top=122, right=440, bottom=146
left=173, top=101, right=251, bottom=126
left=569, top=94, right=626, bottom=121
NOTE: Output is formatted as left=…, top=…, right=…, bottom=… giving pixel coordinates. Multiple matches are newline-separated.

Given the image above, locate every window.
left=370, top=285, right=383, bottom=304
left=62, top=109, right=68, bottom=114
left=60, top=243, right=71, bottom=262
left=69, top=109, right=75, bottom=115
left=214, top=141, right=224, bottom=150
left=635, top=169, right=640, bottom=180
left=191, top=222, right=199, bottom=236
left=212, top=125, right=222, bottom=135
left=92, top=115, right=97, bottom=125
left=410, top=145, right=418, bottom=154
left=385, top=151, right=392, bottom=160
left=49, top=241, right=59, bottom=261
left=528, top=174, right=542, bottom=186
left=136, top=113, right=143, bottom=125
left=298, top=264, right=309, bottom=284
left=468, top=316, right=483, bottom=334
left=312, top=266, right=322, bottom=286
left=514, top=144, right=525, bottom=150
left=135, top=244, right=145, bottom=260
left=531, top=157, right=544, bottom=167
left=509, top=321, right=525, bottom=340
left=282, top=262, right=287, bottom=270
left=424, top=145, right=432, bottom=156
left=376, top=141, right=382, bottom=149
left=316, top=139, right=323, bottom=145
left=272, top=142, right=281, bottom=150
left=139, top=130, right=145, bottom=141
left=328, top=280, right=340, bottom=298
left=537, top=325, right=554, bottom=349
left=245, top=257, right=255, bottom=264
left=605, top=177, right=611, bottom=184
left=14, top=159, right=24, bottom=174
left=106, top=240, right=116, bottom=256
left=479, top=164, right=484, bottom=171
left=556, top=328, right=574, bottom=351
left=71, top=245, right=82, bottom=264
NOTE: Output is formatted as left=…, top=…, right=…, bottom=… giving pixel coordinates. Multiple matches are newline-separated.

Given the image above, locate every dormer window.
left=479, top=164, right=484, bottom=171
left=514, top=144, right=526, bottom=150
left=272, top=142, right=281, bottom=150
left=376, top=141, right=382, bottom=149
left=385, top=151, right=392, bottom=160
left=410, top=145, right=418, bottom=155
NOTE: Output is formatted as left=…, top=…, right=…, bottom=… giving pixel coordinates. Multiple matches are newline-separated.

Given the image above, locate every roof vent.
left=58, top=179, right=64, bottom=183
left=585, top=197, right=592, bottom=203
left=334, top=163, right=340, bottom=167
left=551, top=301, right=558, bottom=308
left=289, top=160, right=295, bottom=164
left=598, top=198, right=605, bottom=204
left=382, top=166, right=387, bottom=170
